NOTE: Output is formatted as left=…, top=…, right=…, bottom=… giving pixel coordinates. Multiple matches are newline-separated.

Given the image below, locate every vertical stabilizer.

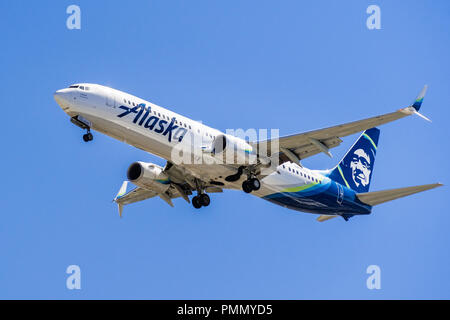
left=328, top=128, right=380, bottom=193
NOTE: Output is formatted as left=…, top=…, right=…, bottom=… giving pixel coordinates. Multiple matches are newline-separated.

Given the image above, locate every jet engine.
left=127, top=161, right=170, bottom=193
left=211, top=134, right=256, bottom=165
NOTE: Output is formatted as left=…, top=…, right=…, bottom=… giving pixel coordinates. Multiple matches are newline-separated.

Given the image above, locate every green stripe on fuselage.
left=337, top=165, right=350, bottom=188
left=281, top=182, right=318, bottom=193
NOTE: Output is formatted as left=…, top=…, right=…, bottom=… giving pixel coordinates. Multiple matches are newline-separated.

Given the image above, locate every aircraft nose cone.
left=54, top=89, right=65, bottom=99
left=54, top=88, right=70, bottom=99
left=54, top=89, right=71, bottom=109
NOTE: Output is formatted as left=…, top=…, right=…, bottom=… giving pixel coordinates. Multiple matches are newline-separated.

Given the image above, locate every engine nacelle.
left=212, top=134, right=256, bottom=165
left=127, top=162, right=170, bottom=193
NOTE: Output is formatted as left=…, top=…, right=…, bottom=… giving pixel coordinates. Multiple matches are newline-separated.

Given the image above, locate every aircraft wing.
left=251, top=86, right=429, bottom=164
left=114, top=182, right=158, bottom=217
left=112, top=169, right=218, bottom=217
left=115, top=185, right=158, bottom=206
left=113, top=180, right=190, bottom=217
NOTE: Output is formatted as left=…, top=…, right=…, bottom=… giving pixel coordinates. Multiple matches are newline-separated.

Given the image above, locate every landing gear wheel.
left=192, top=196, right=202, bottom=209
left=250, top=178, right=260, bottom=191
left=199, top=194, right=210, bottom=207
left=83, top=132, right=93, bottom=142
left=242, top=180, right=253, bottom=193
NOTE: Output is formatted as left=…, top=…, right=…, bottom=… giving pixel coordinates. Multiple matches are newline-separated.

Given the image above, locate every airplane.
left=54, top=84, right=442, bottom=222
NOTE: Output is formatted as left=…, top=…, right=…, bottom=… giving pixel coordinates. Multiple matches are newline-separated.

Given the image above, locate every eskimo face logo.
left=350, top=148, right=371, bottom=187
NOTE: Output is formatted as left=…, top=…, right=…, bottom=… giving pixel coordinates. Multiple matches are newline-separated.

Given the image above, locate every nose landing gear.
left=70, top=116, right=94, bottom=143
left=82, top=130, right=93, bottom=142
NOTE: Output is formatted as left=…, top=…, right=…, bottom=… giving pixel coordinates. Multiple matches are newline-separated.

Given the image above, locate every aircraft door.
left=105, top=89, right=115, bottom=108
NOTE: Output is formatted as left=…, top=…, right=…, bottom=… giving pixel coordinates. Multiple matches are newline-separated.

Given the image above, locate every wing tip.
left=118, top=203, right=124, bottom=218
left=412, top=84, right=428, bottom=111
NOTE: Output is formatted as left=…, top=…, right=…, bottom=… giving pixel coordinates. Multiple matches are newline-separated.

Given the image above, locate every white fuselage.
left=54, top=83, right=330, bottom=209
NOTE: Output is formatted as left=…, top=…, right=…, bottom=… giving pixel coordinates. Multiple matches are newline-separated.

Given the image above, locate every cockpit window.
left=79, top=86, right=85, bottom=90
left=69, top=85, right=79, bottom=88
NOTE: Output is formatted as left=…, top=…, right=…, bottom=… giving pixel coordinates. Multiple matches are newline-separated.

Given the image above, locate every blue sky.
left=1, top=0, right=449, bottom=299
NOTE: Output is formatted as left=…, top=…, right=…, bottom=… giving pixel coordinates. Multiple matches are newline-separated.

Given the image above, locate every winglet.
left=114, top=181, right=128, bottom=201
left=114, top=181, right=128, bottom=218
left=118, top=204, right=124, bottom=218
left=412, top=85, right=428, bottom=111
left=407, top=85, right=431, bottom=122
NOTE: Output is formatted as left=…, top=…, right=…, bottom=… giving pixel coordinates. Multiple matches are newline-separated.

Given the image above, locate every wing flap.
left=356, top=183, right=443, bottom=206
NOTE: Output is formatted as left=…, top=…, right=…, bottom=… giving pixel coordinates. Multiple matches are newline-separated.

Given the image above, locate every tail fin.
left=328, top=127, right=380, bottom=193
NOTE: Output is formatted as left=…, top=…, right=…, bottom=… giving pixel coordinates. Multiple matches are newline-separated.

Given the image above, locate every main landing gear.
left=242, top=177, right=260, bottom=193
left=192, top=193, right=210, bottom=209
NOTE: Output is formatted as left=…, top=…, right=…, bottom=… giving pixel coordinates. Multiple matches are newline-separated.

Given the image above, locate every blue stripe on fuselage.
left=263, top=181, right=372, bottom=215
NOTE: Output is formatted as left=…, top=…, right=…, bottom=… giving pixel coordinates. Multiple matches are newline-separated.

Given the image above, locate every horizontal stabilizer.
left=356, top=183, right=442, bottom=206
left=317, top=215, right=339, bottom=222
